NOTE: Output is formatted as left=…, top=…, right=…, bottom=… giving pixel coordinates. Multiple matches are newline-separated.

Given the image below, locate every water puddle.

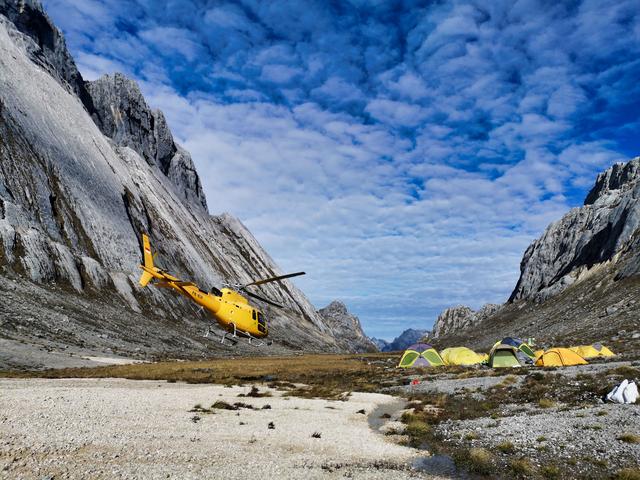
left=367, top=399, right=406, bottom=431
left=368, top=400, right=466, bottom=478
left=412, top=454, right=466, bottom=478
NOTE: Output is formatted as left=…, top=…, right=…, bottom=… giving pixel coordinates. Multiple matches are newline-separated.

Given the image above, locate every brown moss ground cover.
left=0, top=353, right=407, bottom=394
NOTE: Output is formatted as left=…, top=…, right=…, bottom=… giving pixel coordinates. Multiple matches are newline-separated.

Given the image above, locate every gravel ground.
left=0, top=338, right=147, bottom=370
left=0, top=379, right=442, bottom=480
left=436, top=402, right=640, bottom=472
left=389, top=373, right=524, bottom=397
left=388, top=360, right=639, bottom=397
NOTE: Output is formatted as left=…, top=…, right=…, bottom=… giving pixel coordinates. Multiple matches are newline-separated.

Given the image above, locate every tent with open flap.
left=492, top=337, right=535, bottom=365
left=397, top=343, right=444, bottom=368
left=496, top=337, right=536, bottom=362
left=488, top=344, right=522, bottom=368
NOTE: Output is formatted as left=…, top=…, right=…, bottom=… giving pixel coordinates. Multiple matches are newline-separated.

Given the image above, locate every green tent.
left=492, top=337, right=536, bottom=365
left=488, top=344, right=522, bottom=368
left=398, top=343, right=444, bottom=368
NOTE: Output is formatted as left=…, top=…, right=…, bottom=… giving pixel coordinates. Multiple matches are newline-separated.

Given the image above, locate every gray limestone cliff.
left=432, top=304, right=501, bottom=338
left=86, top=74, right=207, bottom=211
left=510, top=157, right=640, bottom=302
left=317, top=301, right=378, bottom=353
left=0, top=0, right=97, bottom=115
left=0, top=0, right=359, bottom=366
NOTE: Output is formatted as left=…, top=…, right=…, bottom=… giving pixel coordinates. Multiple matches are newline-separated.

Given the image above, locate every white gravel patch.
left=0, top=378, right=438, bottom=479
left=80, top=356, right=147, bottom=365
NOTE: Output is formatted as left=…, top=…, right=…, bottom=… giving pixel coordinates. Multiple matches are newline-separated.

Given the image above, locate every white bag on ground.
left=607, top=379, right=629, bottom=404
left=623, top=381, right=638, bottom=404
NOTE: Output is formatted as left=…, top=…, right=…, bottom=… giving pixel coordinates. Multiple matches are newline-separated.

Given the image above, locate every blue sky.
left=42, top=0, right=640, bottom=340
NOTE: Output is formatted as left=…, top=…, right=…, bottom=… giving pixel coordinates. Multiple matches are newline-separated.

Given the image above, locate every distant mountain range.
left=370, top=328, right=429, bottom=352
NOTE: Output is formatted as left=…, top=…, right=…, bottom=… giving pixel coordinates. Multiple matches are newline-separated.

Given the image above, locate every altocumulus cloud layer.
left=42, top=0, right=640, bottom=339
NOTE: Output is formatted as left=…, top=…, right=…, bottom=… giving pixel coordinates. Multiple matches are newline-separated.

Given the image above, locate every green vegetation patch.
left=453, top=447, right=495, bottom=475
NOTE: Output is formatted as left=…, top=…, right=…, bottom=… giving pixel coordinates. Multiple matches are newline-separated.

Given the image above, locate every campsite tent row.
left=398, top=340, right=614, bottom=368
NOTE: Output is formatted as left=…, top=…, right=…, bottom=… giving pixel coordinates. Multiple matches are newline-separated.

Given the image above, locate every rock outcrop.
left=370, top=337, right=390, bottom=351
left=510, top=157, right=640, bottom=302
left=0, top=0, right=98, bottom=117
left=317, top=301, right=378, bottom=353
left=432, top=304, right=501, bottom=338
left=0, top=0, right=361, bottom=366
left=86, top=73, right=207, bottom=210
left=381, top=328, right=429, bottom=352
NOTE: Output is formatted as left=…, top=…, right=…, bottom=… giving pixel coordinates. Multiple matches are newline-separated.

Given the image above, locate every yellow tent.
left=535, top=348, right=588, bottom=367
left=440, top=347, right=486, bottom=366
left=569, top=344, right=615, bottom=359
left=534, top=349, right=544, bottom=359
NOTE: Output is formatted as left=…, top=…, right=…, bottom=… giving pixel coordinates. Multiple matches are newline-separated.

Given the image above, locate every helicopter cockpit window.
left=257, top=312, right=266, bottom=333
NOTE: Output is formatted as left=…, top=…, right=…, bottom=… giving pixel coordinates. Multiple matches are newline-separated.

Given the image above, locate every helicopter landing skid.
left=203, top=325, right=271, bottom=347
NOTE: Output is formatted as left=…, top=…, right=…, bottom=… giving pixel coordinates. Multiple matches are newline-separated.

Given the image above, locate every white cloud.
left=365, top=98, right=430, bottom=127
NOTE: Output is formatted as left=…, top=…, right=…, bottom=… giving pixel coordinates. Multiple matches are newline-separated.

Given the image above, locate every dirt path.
left=0, top=378, right=440, bottom=479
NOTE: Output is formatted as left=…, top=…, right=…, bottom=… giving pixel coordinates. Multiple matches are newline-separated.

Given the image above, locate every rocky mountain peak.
left=0, top=0, right=98, bottom=116
left=584, top=158, right=640, bottom=205
left=318, top=301, right=378, bottom=353
left=86, top=73, right=208, bottom=211
left=432, top=304, right=501, bottom=338
left=510, top=156, right=640, bottom=302
left=322, top=300, right=349, bottom=315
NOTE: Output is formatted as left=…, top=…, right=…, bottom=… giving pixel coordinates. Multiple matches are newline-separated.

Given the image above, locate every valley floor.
left=0, top=379, right=435, bottom=480
left=1, top=354, right=639, bottom=479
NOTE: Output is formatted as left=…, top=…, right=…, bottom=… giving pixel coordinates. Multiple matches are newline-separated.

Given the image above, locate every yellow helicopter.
left=138, top=234, right=304, bottom=345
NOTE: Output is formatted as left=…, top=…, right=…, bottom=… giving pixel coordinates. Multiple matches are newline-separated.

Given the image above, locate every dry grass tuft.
left=617, top=433, right=640, bottom=444
left=238, top=386, right=272, bottom=398
left=540, top=464, right=561, bottom=479
left=453, top=447, right=494, bottom=475
left=538, top=398, right=556, bottom=409
left=464, top=431, right=479, bottom=441
left=500, top=375, right=518, bottom=386
left=497, top=441, right=515, bottom=454
left=614, top=468, right=640, bottom=480
left=509, top=458, right=534, bottom=477
left=211, top=400, right=237, bottom=410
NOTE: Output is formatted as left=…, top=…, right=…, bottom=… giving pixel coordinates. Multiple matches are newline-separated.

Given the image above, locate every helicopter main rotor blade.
left=242, top=271, right=305, bottom=288
left=244, top=290, right=284, bottom=308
